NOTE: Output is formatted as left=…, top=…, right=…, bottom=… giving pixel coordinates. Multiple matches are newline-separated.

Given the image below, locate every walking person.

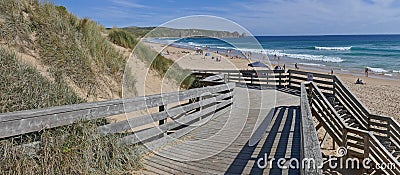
left=365, top=67, right=369, bottom=77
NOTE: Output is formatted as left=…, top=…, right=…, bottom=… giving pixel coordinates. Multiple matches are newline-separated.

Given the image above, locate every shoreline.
left=144, top=38, right=400, bottom=81
left=143, top=40, right=400, bottom=120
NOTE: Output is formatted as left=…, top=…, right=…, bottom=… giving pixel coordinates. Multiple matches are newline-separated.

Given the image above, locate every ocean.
left=148, top=35, right=400, bottom=78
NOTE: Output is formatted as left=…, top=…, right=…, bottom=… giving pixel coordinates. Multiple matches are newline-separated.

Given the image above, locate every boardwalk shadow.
left=225, top=106, right=301, bottom=175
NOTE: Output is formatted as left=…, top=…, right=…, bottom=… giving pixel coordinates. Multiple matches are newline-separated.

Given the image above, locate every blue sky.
left=53, top=0, right=400, bottom=36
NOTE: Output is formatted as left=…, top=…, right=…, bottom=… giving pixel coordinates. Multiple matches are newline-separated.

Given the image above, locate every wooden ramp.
left=143, top=87, right=301, bottom=175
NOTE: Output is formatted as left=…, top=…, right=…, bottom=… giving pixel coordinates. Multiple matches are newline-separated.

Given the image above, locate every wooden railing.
left=300, top=83, right=323, bottom=175
left=0, top=83, right=235, bottom=147
left=193, top=69, right=335, bottom=93
left=193, top=69, right=286, bottom=87
left=306, top=81, right=400, bottom=174
left=334, top=76, right=400, bottom=147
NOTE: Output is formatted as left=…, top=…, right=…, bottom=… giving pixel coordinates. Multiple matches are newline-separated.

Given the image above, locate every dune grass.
left=0, top=47, right=84, bottom=113
left=107, top=27, right=198, bottom=89
left=0, top=0, right=127, bottom=99
left=132, top=42, right=197, bottom=89
left=108, top=28, right=138, bottom=49
left=0, top=119, right=143, bottom=174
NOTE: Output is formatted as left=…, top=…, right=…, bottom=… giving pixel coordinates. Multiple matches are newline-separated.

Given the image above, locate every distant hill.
left=121, top=26, right=247, bottom=38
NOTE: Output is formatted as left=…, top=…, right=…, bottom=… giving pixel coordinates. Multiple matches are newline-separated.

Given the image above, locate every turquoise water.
left=149, top=35, right=400, bottom=77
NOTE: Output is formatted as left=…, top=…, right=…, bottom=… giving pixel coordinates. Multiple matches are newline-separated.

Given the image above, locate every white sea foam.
left=384, top=74, right=393, bottom=76
left=393, top=70, right=400, bottom=73
left=299, top=63, right=326, bottom=67
left=315, top=46, right=352, bottom=51
left=237, top=48, right=343, bottom=63
left=367, top=67, right=389, bottom=73
left=285, top=53, right=343, bottom=63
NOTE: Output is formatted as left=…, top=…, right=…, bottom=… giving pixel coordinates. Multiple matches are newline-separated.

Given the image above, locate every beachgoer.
left=355, top=78, right=364, bottom=84
left=365, top=67, right=369, bottom=77
left=295, top=63, right=299, bottom=69
left=331, top=69, right=334, bottom=75
left=283, top=64, right=286, bottom=70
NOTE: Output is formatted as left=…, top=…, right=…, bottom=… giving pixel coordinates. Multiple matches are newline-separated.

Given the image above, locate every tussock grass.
left=0, top=120, right=142, bottom=174
left=108, top=28, right=138, bottom=49
left=0, top=0, right=127, bottom=100
left=133, top=42, right=197, bottom=89
left=108, top=27, right=198, bottom=89
left=0, top=47, right=84, bottom=113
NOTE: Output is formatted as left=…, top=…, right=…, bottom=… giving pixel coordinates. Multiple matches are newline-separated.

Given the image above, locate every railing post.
left=279, top=72, right=282, bottom=87
left=333, top=76, right=336, bottom=97
left=367, top=114, right=371, bottom=131
left=342, top=128, right=348, bottom=147
left=288, top=70, right=292, bottom=88
left=364, top=134, right=369, bottom=159
left=158, top=105, right=166, bottom=125
left=387, top=119, right=391, bottom=139
left=251, top=74, right=254, bottom=85
left=224, top=74, right=228, bottom=83
left=158, top=105, right=167, bottom=136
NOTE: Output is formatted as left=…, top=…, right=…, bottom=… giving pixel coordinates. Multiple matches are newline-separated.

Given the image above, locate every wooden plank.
left=333, top=76, right=370, bottom=115
left=334, top=80, right=369, bottom=127
left=120, top=99, right=233, bottom=144
left=98, top=92, right=232, bottom=135
left=336, top=90, right=368, bottom=127
left=289, top=69, right=333, bottom=79
left=300, top=83, right=323, bottom=175
left=290, top=75, right=334, bottom=86
left=0, top=83, right=235, bottom=139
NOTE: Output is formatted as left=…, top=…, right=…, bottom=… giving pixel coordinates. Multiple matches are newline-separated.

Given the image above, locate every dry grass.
left=0, top=120, right=143, bottom=174
left=133, top=42, right=197, bottom=89
left=0, top=47, right=84, bottom=113
left=0, top=0, right=127, bottom=100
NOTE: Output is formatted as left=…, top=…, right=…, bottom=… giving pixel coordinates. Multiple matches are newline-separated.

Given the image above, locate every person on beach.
left=331, top=69, right=334, bottom=75
left=295, top=63, right=299, bottom=69
left=355, top=78, right=364, bottom=85
left=365, top=67, right=369, bottom=77
left=283, top=64, right=286, bottom=70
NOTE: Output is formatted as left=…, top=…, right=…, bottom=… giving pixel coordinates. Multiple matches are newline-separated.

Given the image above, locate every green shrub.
left=108, top=28, right=138, bottom=49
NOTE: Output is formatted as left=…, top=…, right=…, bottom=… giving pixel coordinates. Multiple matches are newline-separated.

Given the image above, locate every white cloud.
left=109, top=0, right=147, bottom=8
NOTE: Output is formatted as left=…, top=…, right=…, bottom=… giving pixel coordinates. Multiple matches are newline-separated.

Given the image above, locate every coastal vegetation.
left=108, top=28, right=198, bottom=89
left=0, top=0, right=203, bottom=173
left=0, top=119, right=142, bottom=174
left=1, top=0, right=143, bottom=173
left=0, top=0, right=126, bottom=103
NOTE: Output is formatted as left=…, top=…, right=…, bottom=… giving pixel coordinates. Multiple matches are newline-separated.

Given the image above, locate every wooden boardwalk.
left=143, top=87, right=301, bottom=174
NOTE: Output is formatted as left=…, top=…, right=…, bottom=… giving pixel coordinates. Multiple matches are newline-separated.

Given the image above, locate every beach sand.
left=145, top=41, right=400, bottom=121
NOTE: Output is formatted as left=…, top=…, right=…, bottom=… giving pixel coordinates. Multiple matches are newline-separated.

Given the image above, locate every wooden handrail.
left=300, top=83, right=323, bottom=175
left=307, top=81, right=400, bottom=174
left=0, top=82, right=235, bottom=139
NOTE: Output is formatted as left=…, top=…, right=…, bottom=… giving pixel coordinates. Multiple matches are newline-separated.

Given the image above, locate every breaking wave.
left=315, top=46, right=352, bottom=51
